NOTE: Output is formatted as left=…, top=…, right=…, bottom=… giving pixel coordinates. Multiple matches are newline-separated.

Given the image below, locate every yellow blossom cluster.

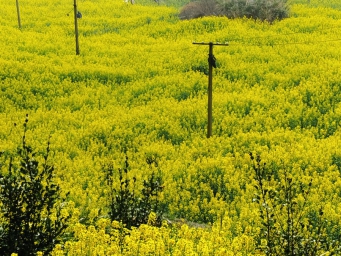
left=51, top=217, right=263, bottom=256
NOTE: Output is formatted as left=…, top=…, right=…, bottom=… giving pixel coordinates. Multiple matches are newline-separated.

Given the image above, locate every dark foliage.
left=0, top=115, right=70, bottom=255
left=250, top=153, right=341, bottom=255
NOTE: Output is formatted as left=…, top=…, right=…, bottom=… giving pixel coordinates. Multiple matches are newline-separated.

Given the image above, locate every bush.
left=104, top=155, right=164, bottom=229
left=179, top=0, right=221, bottom=20
left=219, top=0, right=289, bottom=22
left=250, top=153, right=341, bottom=255
left=0, top=116, right=70, bottom=255
left=179, top=0, right=289, bottom=22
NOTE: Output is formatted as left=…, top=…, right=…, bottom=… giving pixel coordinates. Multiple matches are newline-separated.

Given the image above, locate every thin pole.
left=193, top=41, right=228, bottom=138
left=208, top=42, right=213, bottom=138
left=16, top=0, right=21, bottom=29
left=73, top=0, right=80, bottom=55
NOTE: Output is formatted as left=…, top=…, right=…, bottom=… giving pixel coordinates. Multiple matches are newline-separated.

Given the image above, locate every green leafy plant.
left=105, top=154, right=164, bottom=229
left=250, top=153, right=341, bottom=255
left=0, top=115, right=70, bottom=255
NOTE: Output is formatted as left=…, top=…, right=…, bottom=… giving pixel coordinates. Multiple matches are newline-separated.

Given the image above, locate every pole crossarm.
left=192, top=42, right=229, bottom=46
left=192, top=41, right=229, bottom=138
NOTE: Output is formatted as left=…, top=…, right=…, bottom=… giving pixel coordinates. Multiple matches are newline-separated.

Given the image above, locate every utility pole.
left=73, top=0, right=80, bottom=55
left=193, top=42, right=228, bottom=138
left=15, top=0, right=21, bottom=29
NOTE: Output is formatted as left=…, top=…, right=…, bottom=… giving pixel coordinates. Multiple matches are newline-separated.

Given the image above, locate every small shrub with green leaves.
left=104, top=155, right=164, bottom=229
left=0, top=116, right=70, bottom=256
left=250, top=153, right=341, bottom=255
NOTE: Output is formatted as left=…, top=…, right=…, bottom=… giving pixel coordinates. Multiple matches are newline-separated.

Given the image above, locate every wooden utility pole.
left=193, top=42, right=229, bottom=138
left=16, top=0, right=21, bottom=29
left=73, top=0, right=80, bottom=55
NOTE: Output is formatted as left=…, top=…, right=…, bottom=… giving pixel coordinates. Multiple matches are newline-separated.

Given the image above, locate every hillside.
left=1, top=0, right=341, bottom=254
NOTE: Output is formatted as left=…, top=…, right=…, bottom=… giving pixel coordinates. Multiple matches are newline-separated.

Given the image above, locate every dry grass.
left=179, top=0, right=221, bottom=20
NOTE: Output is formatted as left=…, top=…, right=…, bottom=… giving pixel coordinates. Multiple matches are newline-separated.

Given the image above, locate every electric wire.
left=141, top=34, right=341, bottom=54
left=226, top=24, right=341, bottom=42
left=228, top=35, right=341, bottom=47
left=10, top=0, right=341, bottom=53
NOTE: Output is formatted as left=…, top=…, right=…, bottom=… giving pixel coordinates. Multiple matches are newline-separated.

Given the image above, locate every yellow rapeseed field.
left=1, top=0, right=341, bottom=254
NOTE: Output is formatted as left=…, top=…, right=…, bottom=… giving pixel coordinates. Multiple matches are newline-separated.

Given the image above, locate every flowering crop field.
left=1, top=0, right=341, bottom=255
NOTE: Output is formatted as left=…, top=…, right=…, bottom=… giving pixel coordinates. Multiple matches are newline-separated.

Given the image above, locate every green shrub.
left=250, top=153, right=341, bottom=255
left=0, top=115, right=70, bottom=255
left=104, top=155, right=164, bottom=229
left=179, top=0, right=289, bottom=22
left=218, top=0, right=289, bottom=22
